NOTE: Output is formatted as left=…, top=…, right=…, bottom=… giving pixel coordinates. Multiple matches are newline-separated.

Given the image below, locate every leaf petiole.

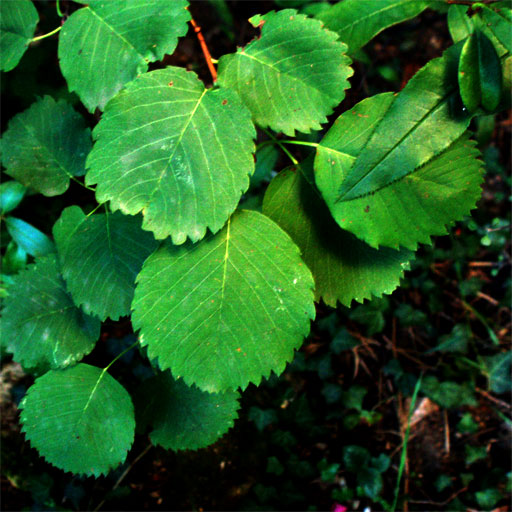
left=31, top=25, right=62, bottom=43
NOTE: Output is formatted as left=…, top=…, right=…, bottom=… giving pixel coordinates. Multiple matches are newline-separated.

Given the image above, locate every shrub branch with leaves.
left=0, top=0, right=510, bottom=478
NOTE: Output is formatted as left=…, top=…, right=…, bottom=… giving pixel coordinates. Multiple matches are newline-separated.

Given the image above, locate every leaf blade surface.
left=86, top=67, right=256, bottom=243
left=1, top=96, right=92, bottom=196
left=20, top=364, right=135, bottom=476
left=1, top=255, right=100, bottom=371
left=262, top=163, right=412, bottom=307
left=132, top=210, right=315, bottom=392
left=53, top=206, right=157, bottom=320
left=58, top=0, right=190, bottom=111
left=217, top=9, right=353, bottom=136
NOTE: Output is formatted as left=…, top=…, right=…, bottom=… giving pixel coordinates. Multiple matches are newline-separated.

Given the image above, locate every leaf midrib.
left=335, top=88, right=457, bottom=202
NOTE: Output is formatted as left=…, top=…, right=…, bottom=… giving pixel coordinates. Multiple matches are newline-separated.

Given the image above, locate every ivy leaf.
left=0, top=181, right=26, bottom=215
left=58, top=0, right=190, bottom=112
left=53, top=206, right=157, bottom=321
left=136, top=371, right=239, bottom=450
left=86, top=67, right=256, bottom=243
left=262, top=163, right=412, bottom=307
left=484, top=352, right=512, bottom=394
left=0, top=0, right=39, bottom=72
left=217, top=9, right=352, bottom=136
left=20, top=364, right=135, bottom=477
left=4, top=217, right=55, bottom=257
left=459, top=29, right=502, bottom=113
left=132, top=210, right=315, bottom=392
left=447, top=5, right=473, bottom=44
left=0, top=256, right=100, bottom=371
left=317, top=0, right=430, bottom=54
left=314, top=46, right=483, bottom=250
left=1, top=96, right=92, bottom=197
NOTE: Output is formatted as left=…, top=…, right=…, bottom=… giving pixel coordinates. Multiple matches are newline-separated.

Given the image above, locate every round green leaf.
left=0, top=255, right=100, bottom=371
left=0, top=181, right=26, bottom=215
left=1, top=96, right=92, bottom=197
left=137, top=371, right=239, bottom=451
left=262, top=164, right=412, bottom=307
left=4, top=217, right=55, bottom=257
left=20, top=364, right=135, bottom=477
left=0, top=0, right=39, bottom=72
left=58, top=0, right=190, bottom=112
left=86, top=67, right=256, bottom=243
left=217, top=9, right=353, bottom=136
left=132, top=210, right=315, bottom=392
left=459, top=29, right=502, bottom=113
left=53, top=206, right=157, bottom=321
left=314, top=50, right=482, bottom=250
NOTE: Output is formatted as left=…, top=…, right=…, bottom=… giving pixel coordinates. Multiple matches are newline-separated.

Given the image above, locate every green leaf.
left=0, top=181, right=26, bottom=215
left=217, top=9, right=352, bottom=136
left=0, top=0, right=39, bottom=72
left=251, top=144, right=279, bottom=188
left=136, top=371, right=239, bottom=450
left=317, top=0, right=430, bottom=54
left=478, top=4, right=512, bottom=54
left=465, top=444, right=487, bottom=465
left=20, top=364, right=135, bottom=476
left=484, top=352, right=512, bottom=394
left=4, top=217, right=55, bottom=257
left=459, top=29, right=502, bottom=113
left=132, top=209, right=315, bottom=392
left=476, top=488, right=502, bottom=509
left=314, top=46, right=482, bottom=250
left=447, top=5, right=473, bottom=43
left=262, top=162, right=412, bottom=307
left=86, top=67, right=256, bottom=243
left=0, top=256, right=100, bottom=371
left=53, top=206, right=157, bottom=321
left=422, top=376, right=477, bottom=409
left=427, top=324, right=470, bottom=353
left=343, top=445, right=371, bottom=471
left=1, top=241, right=27, bottom=274
left=58, top=0, right=191, bottom=112
left=358, top=467, right=383, bottom=499
left=1, top=96, right=92, bottom=196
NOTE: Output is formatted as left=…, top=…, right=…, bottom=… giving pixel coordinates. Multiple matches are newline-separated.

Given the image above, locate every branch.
left=190, top=17, right=217, bottom=82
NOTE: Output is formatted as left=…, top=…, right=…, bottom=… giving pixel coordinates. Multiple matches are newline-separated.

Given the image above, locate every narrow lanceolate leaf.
left=132, top=210, right=315, bottom=392
left=317, top=0, right=430, bottom=54
left=20, top=364, right=135, bottom=477
left=447, top=5, right=473, bottom=44
left=86, top=67, right=256, bottom=244
left=1, top=97, right=92, bottom=196
left=0, top=256, right=100, bottom=371
left=53, top=206, right=157, bottom=321
left=0, top=181, right=26, bottom=215
left=262, top=164, right=412, bottom=307
left=136, top=371, right=240, bottom=451
left=315, top=46, right=481, bottom=251
left=58, top=0, right=190, bottom=112
left=0, top=0, right=38, bottom=72
left=5, top=217, right=55, bottom=257
left=459, top=29, right=502, bottom=113
left=217, top=9, right=352, bottom=136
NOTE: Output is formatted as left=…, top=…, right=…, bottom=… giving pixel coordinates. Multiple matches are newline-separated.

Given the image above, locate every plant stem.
left=31, top=25, right=62, bottom=43
left=56, top=0, right=64, bottom=17
left=86, top=202, right=104, bottom=217
left=104, top=340, right=139, bottom=373
left=391, top=374, right=423, bottom=512
left=70, top=175, right=96, bottom=192
left=190, top=17, right=217, bottom=82
left=262, top=129, right=298, bottom=165
left=280, top=140, right=319, bottom=148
